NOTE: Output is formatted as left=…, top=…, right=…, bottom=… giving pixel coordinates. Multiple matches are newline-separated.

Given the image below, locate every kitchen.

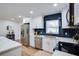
left=0, top=3, right=79, bottom=56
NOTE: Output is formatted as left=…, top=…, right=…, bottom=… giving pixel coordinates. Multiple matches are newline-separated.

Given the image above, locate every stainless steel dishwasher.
left=35, top=36, right=42, bottom=49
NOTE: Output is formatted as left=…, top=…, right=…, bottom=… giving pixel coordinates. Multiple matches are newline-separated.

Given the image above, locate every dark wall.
left=34, top=28, right=45, bottom=35
left=62, top=28, right=79, bottom=38
left=44, top=13, right=79, bottom=38
left=44, top=13, right=62, bottom=36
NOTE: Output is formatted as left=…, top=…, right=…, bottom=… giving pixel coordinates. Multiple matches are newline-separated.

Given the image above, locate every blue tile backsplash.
left=34, top=13, right=79, bottom=38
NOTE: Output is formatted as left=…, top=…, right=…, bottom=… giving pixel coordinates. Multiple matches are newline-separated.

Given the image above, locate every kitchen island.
left=0, top=37, right=22, bottom=56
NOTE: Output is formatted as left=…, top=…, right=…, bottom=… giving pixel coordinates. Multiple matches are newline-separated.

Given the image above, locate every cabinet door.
left=47, top=40, right=53, bottom=53
left=43, top=38, right=57, bottom=53
left=43, top=39, right=53, bottom=53
left=47, top=39, right=53, bottom=53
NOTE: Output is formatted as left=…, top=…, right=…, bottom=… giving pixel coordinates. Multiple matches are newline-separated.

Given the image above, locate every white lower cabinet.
left=42, top=37, right=57, bottom=53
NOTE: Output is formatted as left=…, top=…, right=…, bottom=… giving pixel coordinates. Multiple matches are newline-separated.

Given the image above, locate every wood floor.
left=16, top=40, right=39, bottom=56
left=21, top=46, right=38, bottom=56
left=16, top=40, right=52, bottom=56
left=21, top=45, right=52, bottom=56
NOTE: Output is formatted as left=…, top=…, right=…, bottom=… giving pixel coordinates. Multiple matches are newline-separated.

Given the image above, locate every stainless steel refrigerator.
left=21, top=23, right=30, bottom=46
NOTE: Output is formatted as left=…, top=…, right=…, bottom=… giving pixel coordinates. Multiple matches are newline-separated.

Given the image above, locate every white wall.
left=74, top=4, right=79, bottom=25
left=0, top=20, right=21, bottom=40
left=30, top=16, right=43, bottom=47
left=23, top=18, right=30, bottom=23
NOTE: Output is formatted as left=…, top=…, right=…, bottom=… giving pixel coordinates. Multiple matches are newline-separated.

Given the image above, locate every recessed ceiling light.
left=30, top=11, right=34, bottom=14
left=53, top=3, right=58, bottom=7
left=18, top=16, right=22, bottom=18
left=11, top=18, right=15, bottom=20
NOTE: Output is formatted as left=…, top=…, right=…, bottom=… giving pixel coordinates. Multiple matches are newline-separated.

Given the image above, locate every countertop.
left=41, top=35, right=77, bottom=43
left=55, top=37, right=77, bottom=44
left=0, top=37, right=21, bottom=53
left=53, top=50, right=75, bottom=56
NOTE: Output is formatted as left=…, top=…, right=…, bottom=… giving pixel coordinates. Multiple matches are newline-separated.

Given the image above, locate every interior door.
left=21, top=23, right=30, bottom=46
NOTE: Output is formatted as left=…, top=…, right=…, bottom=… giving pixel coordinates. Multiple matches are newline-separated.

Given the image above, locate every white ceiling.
left=0, top=3, right=68, bottom=22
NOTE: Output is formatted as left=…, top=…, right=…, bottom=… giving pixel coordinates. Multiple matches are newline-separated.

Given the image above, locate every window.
left=46, top=20, right=59, bottom=34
